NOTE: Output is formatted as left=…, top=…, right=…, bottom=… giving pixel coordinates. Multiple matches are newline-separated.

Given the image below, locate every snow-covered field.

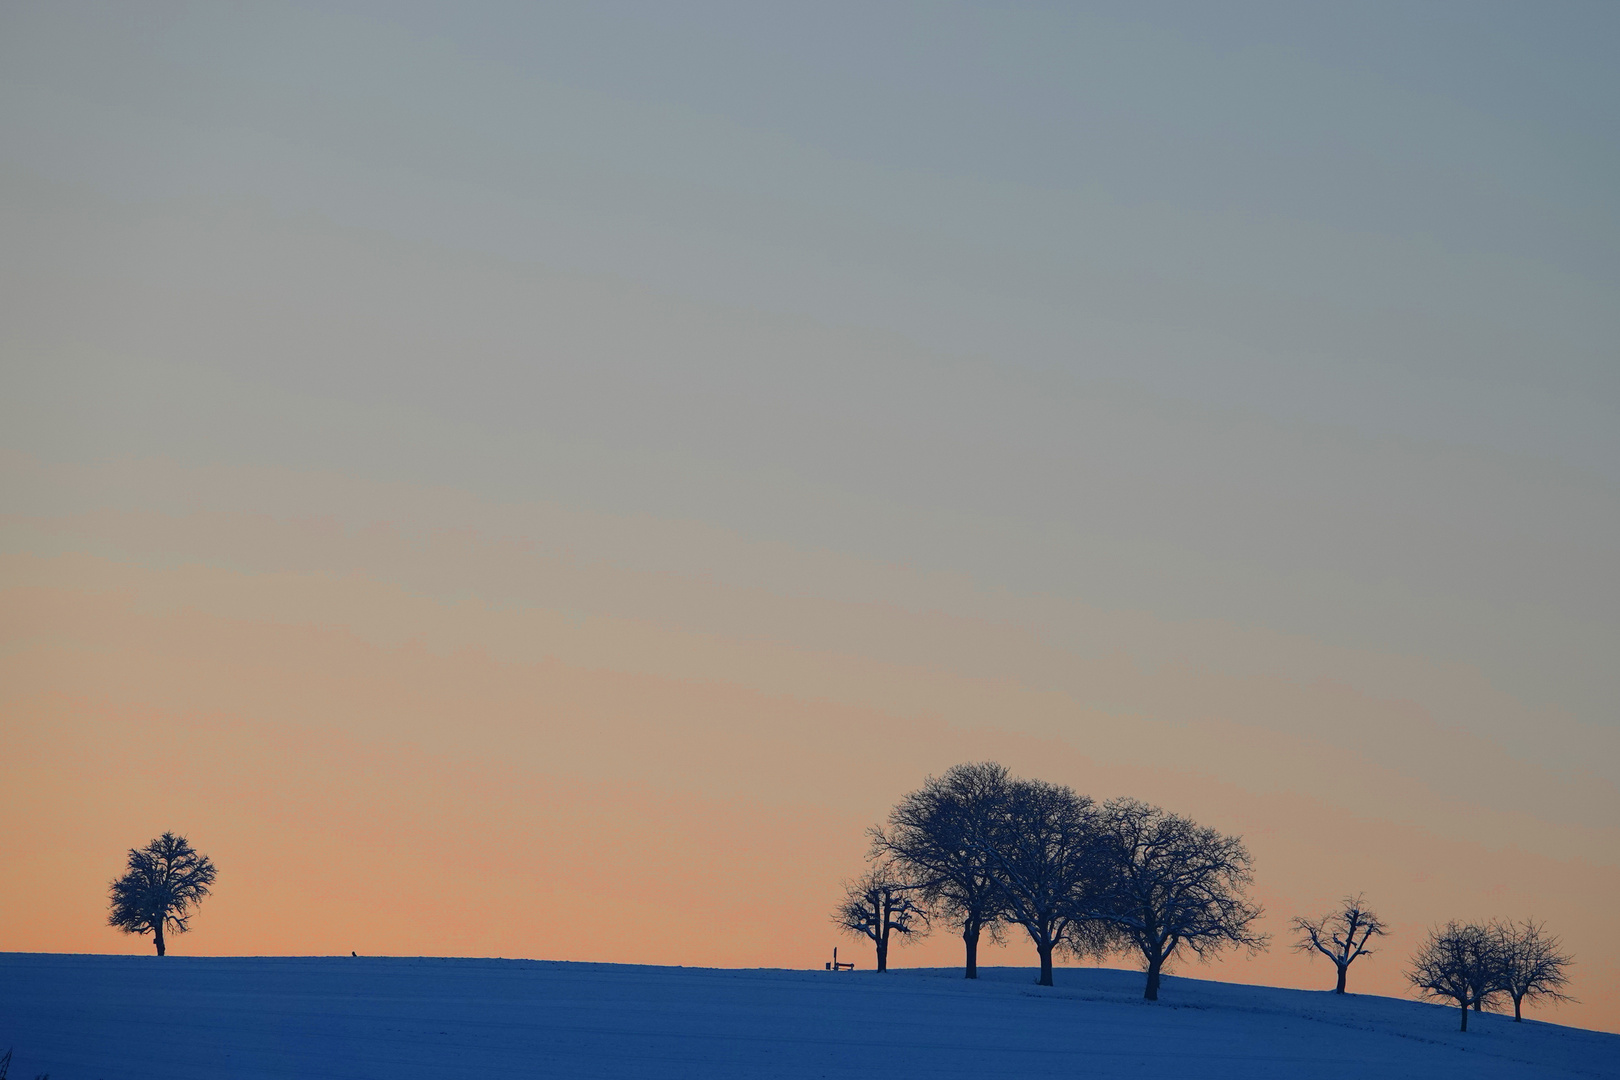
left=1, top=954, right=1613, bottom=1079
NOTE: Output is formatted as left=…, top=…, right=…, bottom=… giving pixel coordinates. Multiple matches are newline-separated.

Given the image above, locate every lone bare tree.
left=1292, top=894, right=1387, bottom=994
left=1496, top=919, right=1575, bottom=1022
left=966, top=777, right=1112, bottom=987
left=832, top=866, right=927, bottom=972
left=871, top=762, right=1010, bottom=979
left=1408, top=921, right=1504, bottom=1031
left=108, top=832, right=217, bottom=956
left=1096, top=798, right=1266, bottom=1001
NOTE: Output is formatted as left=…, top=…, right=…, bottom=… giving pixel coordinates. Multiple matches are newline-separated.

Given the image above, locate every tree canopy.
left=108, top=832, right=217, bottom=956
left=871, top=762, right=1011, bottom=978
left=1095, top=798, right=1267, bottom=1000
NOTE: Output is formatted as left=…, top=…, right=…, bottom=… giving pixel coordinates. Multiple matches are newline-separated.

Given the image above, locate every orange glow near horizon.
left=4, top=493, right=1615, bottom=1031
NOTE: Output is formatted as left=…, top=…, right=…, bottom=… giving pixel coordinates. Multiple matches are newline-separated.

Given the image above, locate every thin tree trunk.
left=154, top=920, right=166, bottom=957
left=963, top=924, right=980, bottom=980
left=1036, top=942, right=1054, bottom=987
left=1145, top=955, right=1162, bottom=1001
left=1335, top=964, right=1347, bottom=994
left=875, top=932, right=888, bottom=973
left=1459, top=1002, right=1468, bottom=1032
left=1473, top=997, right=1482, bottom=1011
left=1514, top=995, right=1523, bottom=1022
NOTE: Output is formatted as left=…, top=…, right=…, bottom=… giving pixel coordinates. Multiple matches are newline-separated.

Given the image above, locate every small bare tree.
left=1496, top=919, right=1574, bottom=1022
left=966, top=777, right=1112, bottom=987
left=1096, top=798, right=1267, bottom=1001
left=1408, top=921, right=1505, bottom=1031
left=832, top=867, right=927, bottom=972
left=871, top=762, right=1011, bottom=979
left=1292, top=894, right=1387, bottom=994
left=108, top=832, right=217, bottom=956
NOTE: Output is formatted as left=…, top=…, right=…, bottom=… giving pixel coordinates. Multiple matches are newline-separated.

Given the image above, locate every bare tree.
left=1496, top=919, right=1575, bottom=1022
left=832, top=866, right=927, bottom=972
left=964, top=777, right=1112, bottom=987
left=1292, top=894, right=1387, bottom=994
left=1408, top=921, right=1505, bottom=1031
left=871, top=762, right=1010, bottom=979
left=1096, top=798, right=1267, bottom=1001
left=108, top=832, right=217, bottom=956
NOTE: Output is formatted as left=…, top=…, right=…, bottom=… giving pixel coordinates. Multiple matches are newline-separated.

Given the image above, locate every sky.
left=2, top=0, right=1618, bottom=1031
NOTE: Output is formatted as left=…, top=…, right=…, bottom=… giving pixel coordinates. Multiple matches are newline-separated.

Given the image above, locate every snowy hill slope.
left=1, top=954, right=1613, bottom=1079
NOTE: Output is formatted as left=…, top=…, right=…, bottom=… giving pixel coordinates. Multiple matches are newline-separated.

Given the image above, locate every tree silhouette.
left=832, top=866, right=927, bottom=972
left=1408, top=921, right=1503, bottom=1031
left=1496, top=919, right=1574, bottom=1022
left=871, top=762, right=1011, bottom=979
left=967, top=777, right=1113, bottom=987
left=108, top=832, right=217, bottom=956
left=1292, top=894, right=1387, bottom=994
left=1096, top=798, right=1266, bottom=1001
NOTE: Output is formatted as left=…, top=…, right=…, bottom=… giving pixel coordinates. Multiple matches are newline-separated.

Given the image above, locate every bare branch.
left=831, top=865, right=929, bottom=972
left=1290, top=894, right=1387, bottom=993
left=1494, top=918, right=1576, bottom=1021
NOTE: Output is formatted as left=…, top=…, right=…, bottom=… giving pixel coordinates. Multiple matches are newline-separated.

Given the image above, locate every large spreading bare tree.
left=108, top=832, right=217, bottom=956
left=832, top=866, right=928, bottom=972
left=1291, top=894, right=1387, bottom=994
left=1408, top=921, right=1504, bottom=1031
left=966, top=777, right=1112, bottom=987
left=871, top=762, right=1010, bottom=979
left=1095, top=798, right=1266, bottom=1001
left=1496, top=919, right=1575, bottom=1022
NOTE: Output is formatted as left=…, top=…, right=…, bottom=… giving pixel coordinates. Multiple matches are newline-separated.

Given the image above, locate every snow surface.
left=1, top=954, right=1614, bottom=1079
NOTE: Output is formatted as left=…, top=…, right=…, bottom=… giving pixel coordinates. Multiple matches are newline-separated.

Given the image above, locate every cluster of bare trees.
left=833, top=762, right=1267, bottom=999
left=835, top=766, right=1579, bottom=1028
left=1291, top=896, right=1576, bottom=1029
left=1408, top=919, right=1574, bottom=1031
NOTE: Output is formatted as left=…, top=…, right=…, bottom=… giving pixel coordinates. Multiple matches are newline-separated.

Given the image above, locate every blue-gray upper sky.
left=3, top=2, right=1617, bottom=752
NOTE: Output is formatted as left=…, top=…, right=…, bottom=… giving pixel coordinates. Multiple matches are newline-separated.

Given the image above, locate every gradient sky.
left=3, top=1, right=1618, bottom=1031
